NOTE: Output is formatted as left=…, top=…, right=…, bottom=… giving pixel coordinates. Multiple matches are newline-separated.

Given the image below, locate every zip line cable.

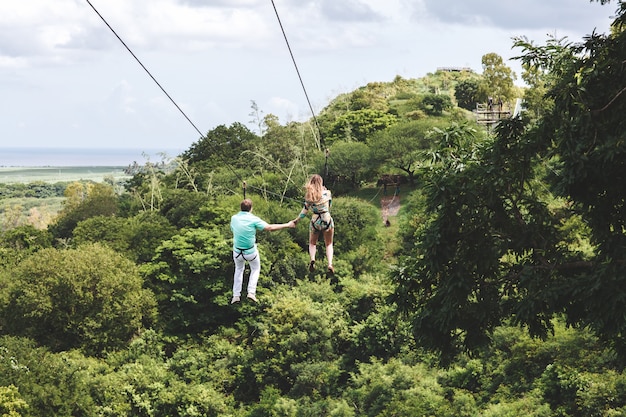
left=269, top=0, right=325, bottom=149
left=85, top=0, right=256, bottom=195
left=86, top=0, right=273, bottom=199
left=85, top=0, right=204, bottom=139
left=85, top=0, right=314, bottom=204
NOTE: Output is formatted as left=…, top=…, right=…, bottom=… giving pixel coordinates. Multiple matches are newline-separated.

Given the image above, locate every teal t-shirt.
left=230, top=211, right=268, bottom=254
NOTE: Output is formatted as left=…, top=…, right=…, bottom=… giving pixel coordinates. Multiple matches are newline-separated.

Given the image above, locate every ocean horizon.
left=0, top=147, right=184, bottom=167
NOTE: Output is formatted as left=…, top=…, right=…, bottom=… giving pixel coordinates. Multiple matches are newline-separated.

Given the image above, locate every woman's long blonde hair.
left=304, top=174, right=324, bottom=203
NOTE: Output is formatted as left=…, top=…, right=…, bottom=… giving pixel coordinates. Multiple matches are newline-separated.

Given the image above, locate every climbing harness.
left=234, top=246, right=257, bottom=262
left=311, top=211, right=333, bottom=233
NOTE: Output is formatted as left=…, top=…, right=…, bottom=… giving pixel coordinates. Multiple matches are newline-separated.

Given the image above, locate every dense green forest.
left=1, top=2, right=626, bottom=415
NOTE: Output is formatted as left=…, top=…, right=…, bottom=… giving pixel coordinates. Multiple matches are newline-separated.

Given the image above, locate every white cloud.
left=0, top=0, right=616, bottom=150
left=0, top=55, right=27, bottom=69
left=81, top=0, right=275, bottom=51
left=420, top=0, right=613, bottom=31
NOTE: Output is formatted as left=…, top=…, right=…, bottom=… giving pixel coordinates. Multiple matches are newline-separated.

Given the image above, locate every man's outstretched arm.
left=264, top=220, right=296, bottom=231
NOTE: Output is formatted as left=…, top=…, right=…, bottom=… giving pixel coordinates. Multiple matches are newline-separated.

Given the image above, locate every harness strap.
left=235, top=246, right=257, bottom=261
left=311, top=214, right=332, bottom=232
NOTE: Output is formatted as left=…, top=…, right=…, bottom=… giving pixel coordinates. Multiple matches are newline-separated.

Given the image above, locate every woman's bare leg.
left=308, top=230, right=319, bottom=263
left=323, top=227, right=334, bottom=268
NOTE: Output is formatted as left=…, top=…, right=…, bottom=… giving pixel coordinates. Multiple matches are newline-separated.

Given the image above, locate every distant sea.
left=0, top=147, right=184, bottom=167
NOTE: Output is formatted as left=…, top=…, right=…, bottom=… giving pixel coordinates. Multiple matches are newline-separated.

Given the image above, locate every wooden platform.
left=473, top=103, right=511, bottom=126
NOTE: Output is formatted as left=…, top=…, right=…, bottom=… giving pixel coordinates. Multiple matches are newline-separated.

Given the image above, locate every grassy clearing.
left=0, top=196, right=65, bottom=212
left=0, top=167, right=130, bottom=229
left=350, top=183, right=408, bottom=261
left=0, top=197, right=64, bottom=228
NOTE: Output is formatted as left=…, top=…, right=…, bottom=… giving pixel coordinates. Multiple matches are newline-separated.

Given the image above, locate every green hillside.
left=1, top=3, right=626, bottom=414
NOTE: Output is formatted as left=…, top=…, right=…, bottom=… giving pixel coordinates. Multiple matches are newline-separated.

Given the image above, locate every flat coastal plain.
left=0, top=166, right=130, bottom=184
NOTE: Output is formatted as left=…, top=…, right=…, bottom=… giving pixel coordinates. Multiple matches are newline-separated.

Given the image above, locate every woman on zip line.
left=293, top=174, right=335, bottom=274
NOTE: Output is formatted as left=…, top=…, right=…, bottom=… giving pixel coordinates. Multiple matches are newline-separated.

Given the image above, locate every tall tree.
left=326, top=141, right=373, bottom=187
left=368, top=119, right=454, bottom=185
left=454, top=79, right=484, bottom=110
left=142, top=227, right=233, bottom=335
left=183, top=122, right=259, bottom=171
left=419, top=93, right=453, bottom=116
left=514, top=5, right=626, bottom=352
left=49, top=183, right=119, bottom=240
left=393, top=116, right=561, bottom=362
left=327, top=109, right=398, bottom=143
left=481, top=52, right=516, bottom=103
left=393, top=2, right=626, bottom=360
left=2, top=243, right=157, bottom=355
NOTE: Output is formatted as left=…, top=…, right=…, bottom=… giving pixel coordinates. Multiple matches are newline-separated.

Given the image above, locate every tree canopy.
left=1, top=243, right=156, bottom=356
left=2, top=2, right=626, bottom=415
left=394, top=6, right=626, bottom=360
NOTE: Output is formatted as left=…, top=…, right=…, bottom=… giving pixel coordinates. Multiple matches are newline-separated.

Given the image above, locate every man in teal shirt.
left=230, top=198, right=295, bottom=304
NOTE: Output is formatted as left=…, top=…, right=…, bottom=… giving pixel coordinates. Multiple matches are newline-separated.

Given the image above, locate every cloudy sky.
left=0, top=0, right=616, bottom=153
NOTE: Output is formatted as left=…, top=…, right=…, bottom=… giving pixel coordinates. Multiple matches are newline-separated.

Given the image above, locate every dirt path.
left=381, top=195, right=400, bottom=221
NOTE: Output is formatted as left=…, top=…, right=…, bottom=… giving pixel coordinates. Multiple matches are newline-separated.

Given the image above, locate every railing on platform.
left=473, top=102, right=512, bottom=126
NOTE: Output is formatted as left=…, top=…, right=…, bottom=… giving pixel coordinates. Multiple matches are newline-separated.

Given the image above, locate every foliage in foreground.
left=394, top=3, right=626, bottom=362
left=2, top=2, right=626, bottom=415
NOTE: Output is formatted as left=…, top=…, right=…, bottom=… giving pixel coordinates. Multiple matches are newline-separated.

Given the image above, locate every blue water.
left=0, top=147, right=184, bottom=167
